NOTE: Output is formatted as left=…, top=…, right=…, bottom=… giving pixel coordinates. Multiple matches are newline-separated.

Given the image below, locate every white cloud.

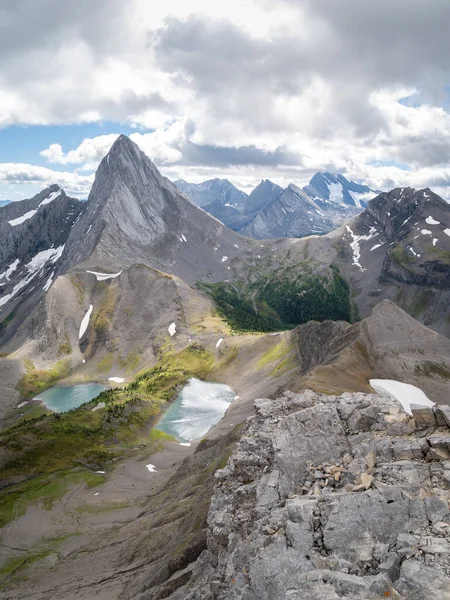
left=0, top=163, right=94, bottom=196
left=3, top=0, right=450, bottom=198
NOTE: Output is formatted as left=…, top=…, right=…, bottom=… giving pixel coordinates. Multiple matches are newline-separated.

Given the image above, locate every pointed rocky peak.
left=95, top=134, right=164, bottom=189
left=303, top=171, right=375, bottom=207
left=245, top=179, right=283, bottom=215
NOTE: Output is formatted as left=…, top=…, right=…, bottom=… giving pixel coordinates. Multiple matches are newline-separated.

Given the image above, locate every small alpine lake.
left=156, top=377, right=236, bottom=442
left=34, top=383, right=107, bottom=413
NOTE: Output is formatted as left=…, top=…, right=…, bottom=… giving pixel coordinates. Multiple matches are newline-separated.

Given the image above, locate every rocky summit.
left=173, top=390, right=450, bottom=600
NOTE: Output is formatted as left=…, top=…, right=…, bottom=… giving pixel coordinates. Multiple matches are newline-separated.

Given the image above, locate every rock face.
left=173, top=390, right=450, bottom=599
left=0, top=186, right=84, bottom=337
left=177, top=172, right=373, bottom=239
left=59, top=136, right=245, bottom=284
left=333, top=186, right=450, bottom=336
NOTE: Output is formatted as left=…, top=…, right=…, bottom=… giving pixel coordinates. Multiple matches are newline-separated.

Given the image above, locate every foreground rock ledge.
left=171, top=390, right=450, bottom=600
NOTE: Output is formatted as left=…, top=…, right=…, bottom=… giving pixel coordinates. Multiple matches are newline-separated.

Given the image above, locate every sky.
left=1, top=0, right=450, bottom=201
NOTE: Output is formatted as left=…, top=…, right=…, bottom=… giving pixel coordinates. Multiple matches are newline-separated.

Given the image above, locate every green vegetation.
left=389, top=245, right=414, bottom=267
left=0, top=470, right=105, bottom=528
left=0, top=551, right=52, bottom=580
left=0, top=310, right=15, bottom=335
left=411, top=292, right=433, bottom=318
left=92, top=287, right=117, bottom=335
left=199, top=266, right=355, bottom=333
left=58, top=334, right=72, bottom=356
left=429, top=247, right=450, bottom=265
left=0, top=344, right=214, bottom=486
left=18, top=358, right=71, bottom=397
left=98, top=353, right=114, bottom=373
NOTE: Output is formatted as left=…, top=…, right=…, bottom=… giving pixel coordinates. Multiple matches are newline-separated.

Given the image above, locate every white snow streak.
left=8, top=209, right=37, bottom=227
left=87, top=270, right=122, bottom=281
left=345, top=226, right=377, bottom=271
left=216, top=338, right=224, bottom=348
left=370, top=243, right=383, bottom=252
left=79, top=304, right=93, bottom=339
left=433, top=238, right=438, bottom=246
left=43, top=272, right=55, bottom=292
left=39, top=189, right=62, bottom=207
left=168, top=322, right=177, bottom=336
left=0, top=258, right=20, bottom=281
left=426, top=216, right=440, bottom=225
left=108, top=377, right=125, bottom=384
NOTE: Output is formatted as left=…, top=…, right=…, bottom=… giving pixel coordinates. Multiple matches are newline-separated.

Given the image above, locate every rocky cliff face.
left=59, top=136, right=246, bottom=284
left=172, top=390, right=450, bottom=600
left=0, top=186, right=84, bottom=339
left=332, top=187, right=450, bottom=337
left=177, top=173, right=368, bottom=240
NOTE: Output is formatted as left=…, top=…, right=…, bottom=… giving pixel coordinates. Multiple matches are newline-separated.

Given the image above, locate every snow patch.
left=370, top=243, right=384, bottom=252
left=221, top=256, right=228, bottom=262
left=370, top=379, right=434, bottom=416
left=168, top=322, right=177, bottom=336
left=8, top=209, right=37, bottom=226
left=0, top=258, right=20, bottom=281
left=421, top=229, right=432, bottom=235
left=43, top=272, right=55, bottom=292
left=328, top=182, right=344, bottom=203
left=87, top=270, right=122, bottom=281
left=216, top=338, right=224, bottom=348
left=108, top=377, right=125, bottom=384
left=444, top=229, right=450, bottom=237
left=433, top=238, right=438, bottom=246
left=426, top=216, right=440, bottom=225
left=180, top=442, right=191, bottom=447
left=146, top=464, right=157, bottom=473
left=345, top=226, right=377, bottom=271
left=92, top=402, right=105, bottom=412
left=79, top=304, right=93, bottom=339
left=17, top=401, right=27, bottom=409
left=39, top=188, right=62, bottom=207
left=409, top=247, right=420, bottom=257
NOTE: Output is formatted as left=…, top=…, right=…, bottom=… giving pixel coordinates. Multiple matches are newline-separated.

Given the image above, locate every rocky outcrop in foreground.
left=172, top=391, right=450, bottom=599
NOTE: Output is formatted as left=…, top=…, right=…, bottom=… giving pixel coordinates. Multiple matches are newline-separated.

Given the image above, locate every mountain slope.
left=0, top=186, right=84, bottom=334
left=0, top=200, right=10, bottom=209
left=175, top=178, right=247, bottom=210
left=60, top=136, right=247, bottom=284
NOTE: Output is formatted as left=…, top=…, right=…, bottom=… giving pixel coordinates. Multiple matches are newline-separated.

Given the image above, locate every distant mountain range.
left=0, top=200, right=10, bottom=208
left=175, top=172, right=379, bottom=239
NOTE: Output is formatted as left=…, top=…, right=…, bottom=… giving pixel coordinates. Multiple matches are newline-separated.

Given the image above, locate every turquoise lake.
left=156, top=378, right=236, bottom=442
left=35, top=383, right=106, bottom=413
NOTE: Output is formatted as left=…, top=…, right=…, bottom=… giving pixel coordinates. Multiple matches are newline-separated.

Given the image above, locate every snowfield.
left=87, top=270, right=123, bottom=281
left=369, top=379, right=434, bottom=415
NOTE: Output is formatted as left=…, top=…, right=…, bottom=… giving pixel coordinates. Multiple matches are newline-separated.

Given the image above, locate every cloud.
left=0, top=163, right=93, bottom=195
left=3, top=0, right=450, bottom=198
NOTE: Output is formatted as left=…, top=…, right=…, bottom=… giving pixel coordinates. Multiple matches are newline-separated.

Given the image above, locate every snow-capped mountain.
left=303, top=172, right=378, bottom=208
left=0, top=185, right=84, bottom=324
left=177, top=172, right=376, bottom=239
